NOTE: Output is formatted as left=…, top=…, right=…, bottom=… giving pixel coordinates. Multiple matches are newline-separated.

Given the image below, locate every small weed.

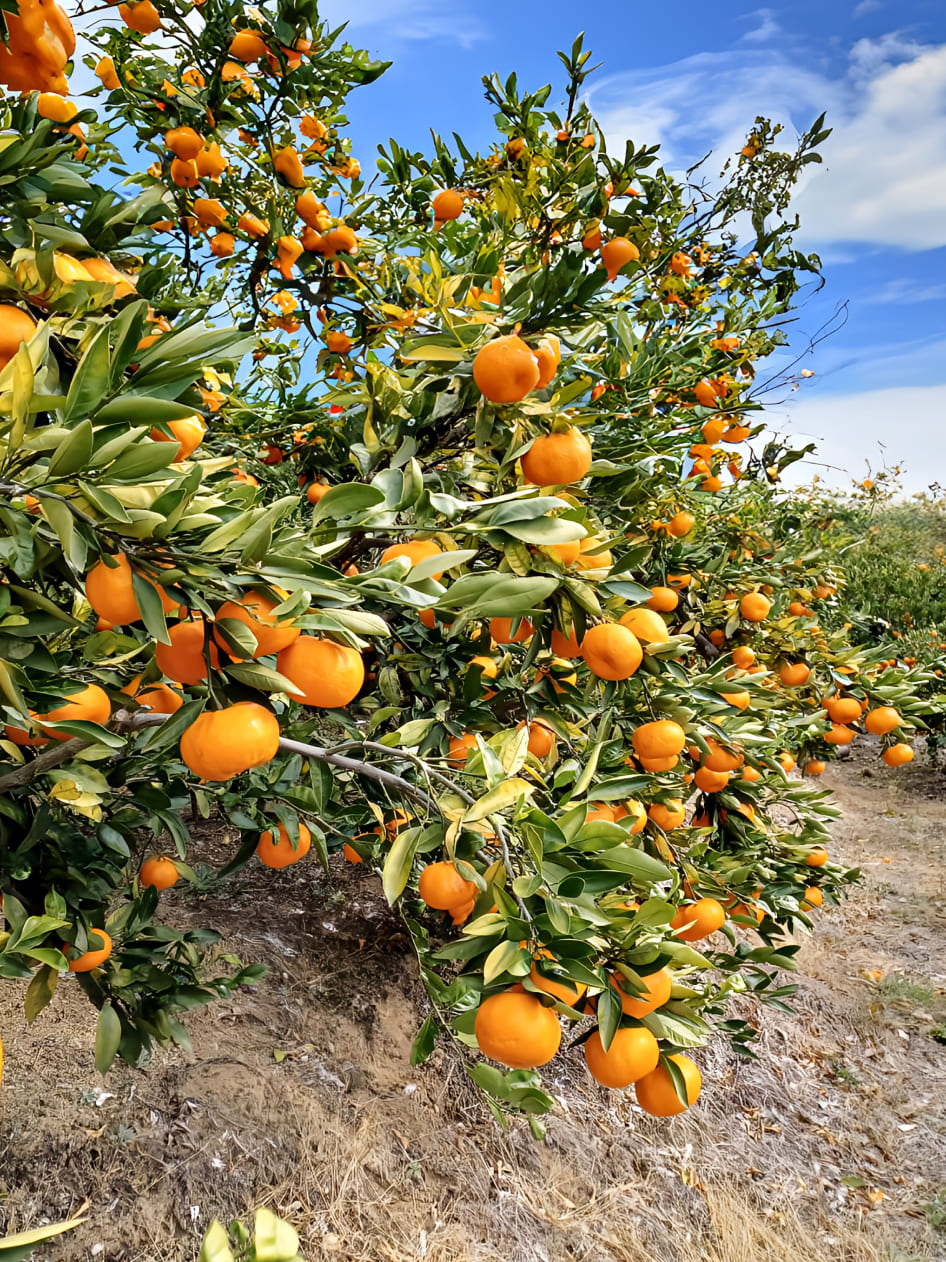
left=878, top=975, right=935, bottom=1004
left=924, top=1188, right=946, bottom=1232
left=832, top=1060, right=862, bottom=1087
left=929, top=1025, right=946, bottom=1045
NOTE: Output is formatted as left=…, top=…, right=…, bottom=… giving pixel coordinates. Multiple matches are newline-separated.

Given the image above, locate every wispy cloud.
left=319, top=0, right=485, bottom=48
left=741, top=8, right=781, bottom=43
left=853, top=0, right=883, bottom=17
left=590, top=36, right=946, bottom=251
left=860, top=278, right=946, bottom=304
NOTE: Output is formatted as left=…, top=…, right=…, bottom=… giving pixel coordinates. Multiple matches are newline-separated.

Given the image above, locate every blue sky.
left=320, top=0, right=946, bottom=492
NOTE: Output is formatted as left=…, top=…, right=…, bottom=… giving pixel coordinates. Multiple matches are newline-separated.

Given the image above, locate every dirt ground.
left=2, top=743, right=945, bottom=1262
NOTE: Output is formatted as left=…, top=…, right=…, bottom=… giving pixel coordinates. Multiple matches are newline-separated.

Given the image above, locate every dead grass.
left=1, top=745, right=944, bottom=1262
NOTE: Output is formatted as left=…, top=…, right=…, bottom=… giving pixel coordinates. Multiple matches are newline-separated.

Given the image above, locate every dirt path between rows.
left=2, top=743, right=945, bottom=1262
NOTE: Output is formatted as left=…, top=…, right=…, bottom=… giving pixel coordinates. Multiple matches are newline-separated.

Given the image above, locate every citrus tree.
left=0, top=0, right=927, bottom=1127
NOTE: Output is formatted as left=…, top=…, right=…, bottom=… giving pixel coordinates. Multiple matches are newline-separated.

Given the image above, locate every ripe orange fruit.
left=324, top=329, right=352, bottom=354
left=469, top=655, right=499, bottom=698
left=472, top=335, right=540, bottom=403
left=667, top=573, right=691, bottom=590
left=527, top=949, right=587, bottom=1005
left=229, top=29, right=268, bottom=61
left=519, top=719, right=556, bottom=758
left=170, top=157, right=200, bottom=188
left=671, top=898, right=726, bottom=941
left=864, top=706, right=901, bottom=735
left=164, top=126, right=203, bottom=160
left=0, top=304, right=38, bottom=372
left=544, top=538, right=581, bottom=566
left=140, top=855, right=179, bottom=890
left=824, top=724, right=856, bottom=746
left=740, top=592, right=770, bottom=622
left=824, top=696, right=861, bottom=724
left=635, top=1054, right=702, bottom=1116
left=804, top=760, right=826, bottom=776
left=276, top=636, right=365, bottom=708
left=490, top=616, right=534, bottom=644
left=533, top=334, right=561, bottom=389
left=447, top=732, right=478, bottom=766
left=86, top=553, right=179, bottom=626
left=585, top=802, right=616, bottom=823
left=432, top=189, right=464, bottom=221
left=701, top=738, right=743, bottom=773
left=38, top=683, right=111, bottom=739
left=721, top=690, right=750, bottom=710
left=701, top=416, right=726, bottom=443
left=380, top=539, right=444, bottom=580
left=419, top=861, right=477, bottom=910
left=731, top=645, right=755, bottom=670
left=779, top=662, right=810, bottom=687
left=648, top=799, right=685, bottom=830
left=192, top=197, right=228, bottom=228
left=119, top=0, right=161, bottom=32
left=788, top=601, right=811, bottom=617
left=179, top=702, right=280, bottom=781
left=581, top=623, right=642, bottom=681
left=617, top=799, right=648, bottom=834
left=801, top=886, right=823, bottom=910
left=694, top=765, right=729, bottom=793
left=550, top=626, right=582, bottom=658
left=124, top=677, right=183, bottom=715
left=882, top=743, right=913, bottom=767
left=668, top=510, right=695, bottom=538
left=257, top=821, right=312, bottom=869
left=619, top=607, right=669, bottom=643
left=521, top=427, right=592, bottom=485
left=647, top=586, right=679, bottom=613
left=600, top=236, right=639, bottom=281
left=155, top=619, right=220, bottom=685
left=214, top=591, right=300, bottom=658
left=633, top=720, right=687, bottom=763
left=150, top=415, right=206, bottom=461
left=805, top=847, right=828, bottom=867
left=274, top=145, right=306, bottom=187
left=238, top=212, right=271, bottom=238
left=474, top=988, right=562, bottom=1069
left=585, top=1025, right=660, bottom=1088
left=66, top=929, right=113, bottom=973
left=612, top=967, right=672, bottom=1018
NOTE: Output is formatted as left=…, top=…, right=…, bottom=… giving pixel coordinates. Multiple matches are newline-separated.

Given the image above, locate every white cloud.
left=765, top=384, right=946, bottom=493
left=741, top=8, right=781, bottom=42
left=861, top=278, right=946, bottom=304
left=319, top=0, right=485, bottom=47
left=590, top=36, right=946, bottom=251
left=853, top=0, right=883, bottom=16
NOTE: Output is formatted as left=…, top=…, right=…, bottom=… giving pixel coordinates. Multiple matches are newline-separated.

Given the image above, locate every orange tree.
left=0, top=2, right=925, bottom=1124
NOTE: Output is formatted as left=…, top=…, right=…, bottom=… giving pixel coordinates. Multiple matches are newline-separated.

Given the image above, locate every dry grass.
left=2, top=747, right=945, bottom=1262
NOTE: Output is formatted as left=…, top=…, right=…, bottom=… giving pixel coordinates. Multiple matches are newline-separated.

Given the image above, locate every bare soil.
left=2, top=744, right=945, bottom=1262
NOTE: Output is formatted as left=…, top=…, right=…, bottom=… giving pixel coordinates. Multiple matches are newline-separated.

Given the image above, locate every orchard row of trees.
left=0, top=0, right=935, bottom=1125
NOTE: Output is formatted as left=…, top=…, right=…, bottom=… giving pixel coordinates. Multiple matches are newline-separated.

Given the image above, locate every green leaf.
left=502, top=517, right=585, bottom=545
left=311, top=482, right=386, bottom=521
left=197, top=1221, right=235, bottom=1262
left=462, top=777, right=533, bottom=824
left=410, top=1013, right=439, bottom=1066
left=94, top=1002, right=122, bottom=1074
left=252, top=1208, right=300, bottom=1262
left=438, top=574, right=559, bottom=618
left=382, top=825, right=423, bottom=904
left=23, top=963, right=58, bottom=1022
left=62, top=329, right=111, bottom=424
left=225, top=662, right=304, bottom=695
left=0, top=1218, right=87, bottom=1261
left=46, top=419, right=94, bottom=478
left=40, top=497, right=85, bottom=569
left=483, top=940, right=529, bottom=984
